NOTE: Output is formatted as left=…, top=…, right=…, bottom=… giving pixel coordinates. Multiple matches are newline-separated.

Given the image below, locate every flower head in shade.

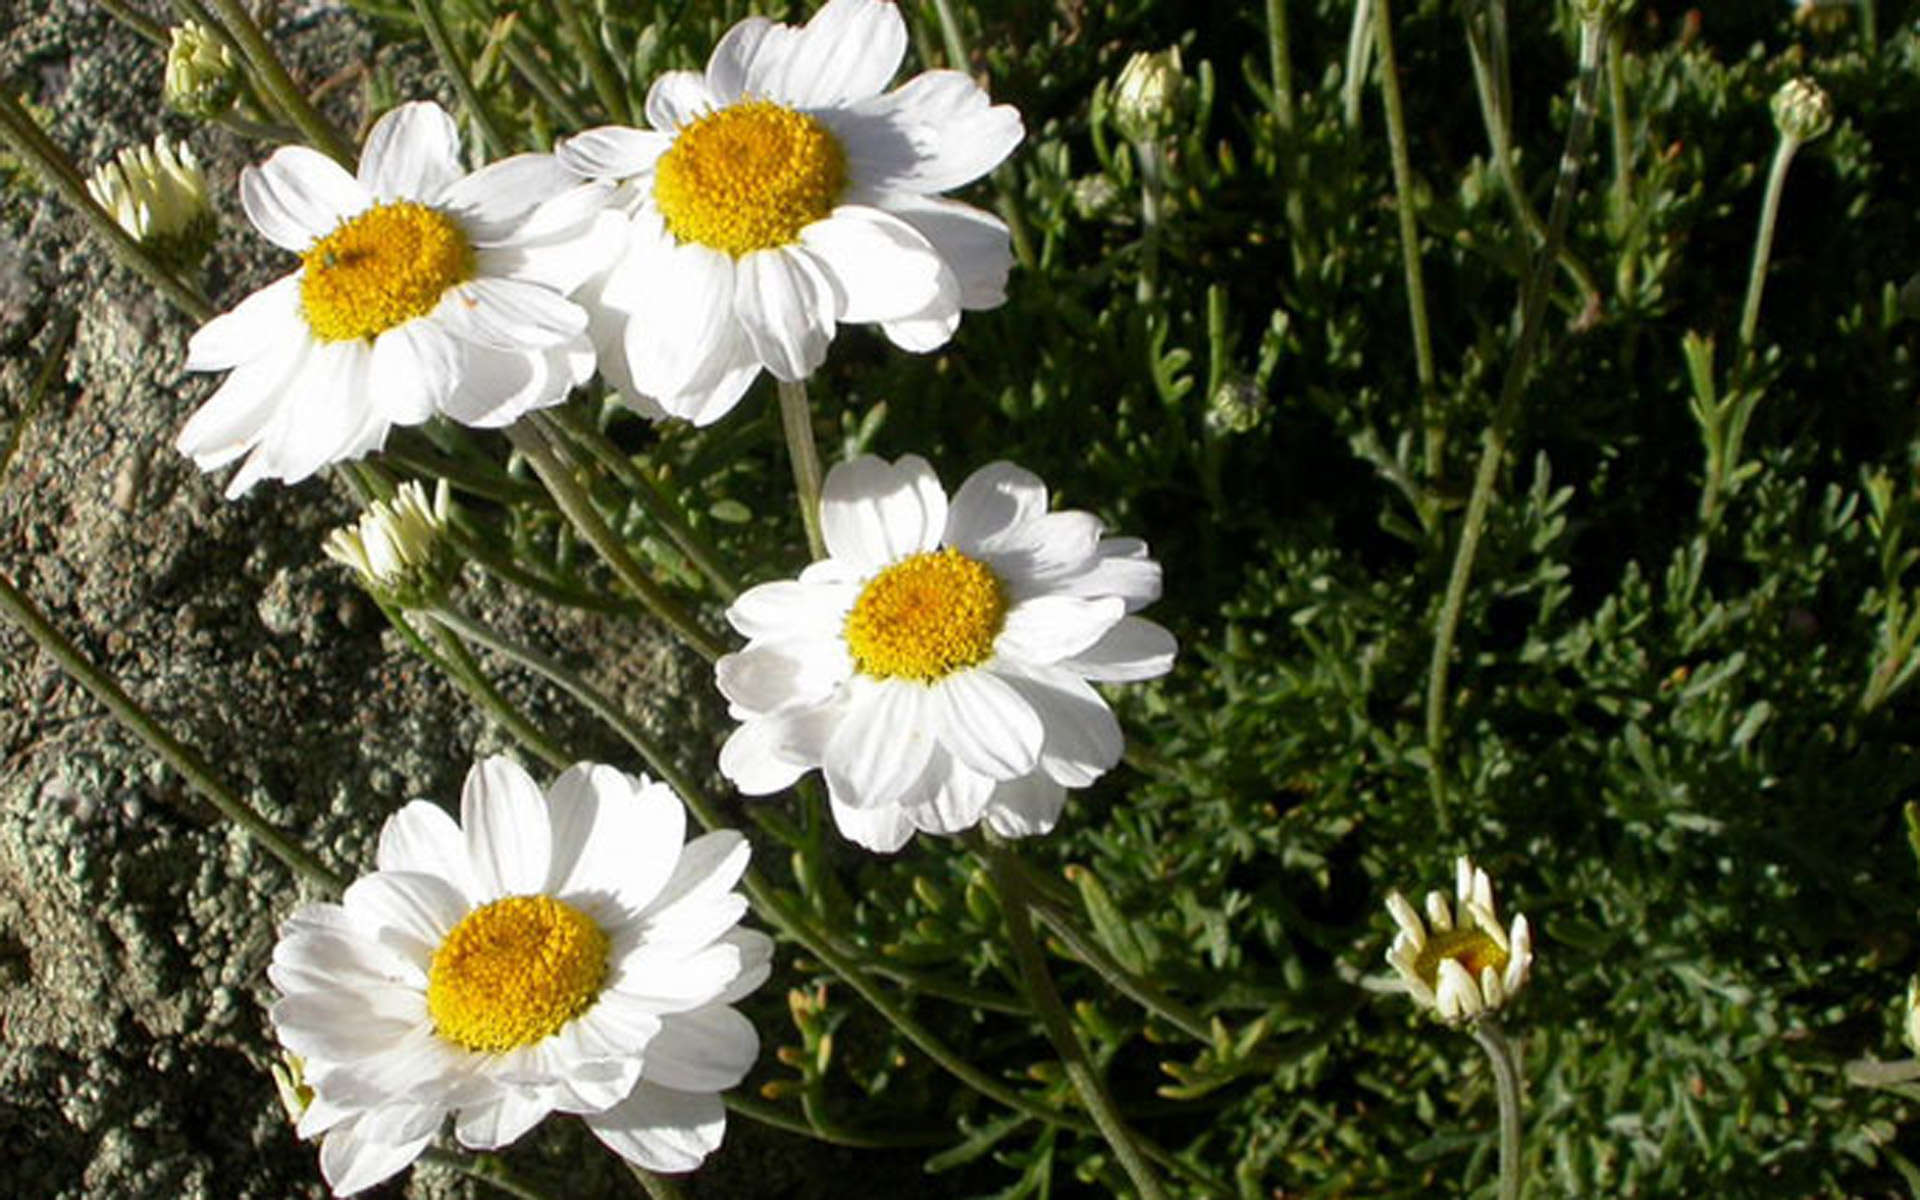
left=1384, top=856, right=1532, bottom=1025
left=87, top=136, right=215, bottom=268
left=715, top=455, right=1176, bottom=852
left=180, top=101, right=606, bottom=496
left=322, top=479, right=454, bottom=603
left=269, top=757, right=770, bottom=1195
left=555, top=0, right=1023, bottom=426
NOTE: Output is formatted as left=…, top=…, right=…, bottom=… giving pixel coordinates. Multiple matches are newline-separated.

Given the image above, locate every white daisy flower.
left=714, top=454, right=1176, bottom=852
left=269, top=757, right=771, bottom=1195
left=554, top=0, right=1023, bottom=426
left=1384, top=856, right=1533, bottom=1025
left=181, top=101, right=608, bottom=496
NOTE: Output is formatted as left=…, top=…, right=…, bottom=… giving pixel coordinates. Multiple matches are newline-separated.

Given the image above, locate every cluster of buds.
left=1384, top=856, right=1533, bottom=1025
left=85, top=137, right=214, bottom=269
left=164, top=22, right=240, bottom=119
left=1771, top=76, right=1835, bottom=146
left=1110, top=47, right=1188, bottom=145
left=322, top=480, right=455, bottom=605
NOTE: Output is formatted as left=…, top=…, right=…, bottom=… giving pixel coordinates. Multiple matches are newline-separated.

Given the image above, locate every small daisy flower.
left=1384, top=856, right=1533, bottom=1025
left=715, top=454, right=1176, bottom=852
left=322, top=479, right=454, bottom=601
left=181, top=101, right=606, bottom=496
left=555, top=0, right=1023, bottom=426
left=269, top=757, right=771, bottom=1195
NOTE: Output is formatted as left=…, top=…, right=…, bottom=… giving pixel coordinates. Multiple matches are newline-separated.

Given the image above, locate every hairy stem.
left=204, top=0, right=355, bottom=164
left=776, top=379, right=829, bottom=560
left=1471, top=1020, right=1526, bottom=1200
left=1739, top=134, right=1803, bottom=351
left=1372, top=0, right=1441, bottom=475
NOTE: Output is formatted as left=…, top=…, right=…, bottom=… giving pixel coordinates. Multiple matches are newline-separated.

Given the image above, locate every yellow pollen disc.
left=426, top=894, right=609, bottom=1054
left=652, top=100, right=847, bottom=257
left=845, top=548, right=1007, bottom=683
left=1412, top=927, right=1509, bottom=988
left=300, top=200, right=473, bottom=343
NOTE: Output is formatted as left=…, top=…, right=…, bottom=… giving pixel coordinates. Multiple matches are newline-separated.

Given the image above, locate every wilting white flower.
left=87, top=136, right=214, bottom=263
left=556, top=0, right=1023, bottom=425
left=1384, top=856, right=1533, bottom=1024
left=269, top=757, right=770, bottom=1195
left=180, top=101, right=605, bottom=496
left=716, top=454, right=1176, bottom=852
left=322, top=479, right=453, bottom=599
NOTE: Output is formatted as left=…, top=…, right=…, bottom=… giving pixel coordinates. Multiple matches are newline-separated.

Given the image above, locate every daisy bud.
left=85, top=137, right=215, bottom=269
left=1771, top=77, right=1834, bottom=146
left=164, top=22, right=240, bottom=120
left=1111, top=48, right=1187, bottom=144
left=1384, top=856, right=1533, bottom=1026
left=322, top=480, right=454, bottom=605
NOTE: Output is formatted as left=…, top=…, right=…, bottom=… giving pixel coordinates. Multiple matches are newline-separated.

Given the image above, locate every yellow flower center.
left=1412, top=926, right=1509, bottom=988
left=300, top=200, right=473, bottom=342
left=425, top=894, right=609, bottom=1054
left=844, top=548, right=1007, bottom=682
left=652, top=100, right=847, bottom=257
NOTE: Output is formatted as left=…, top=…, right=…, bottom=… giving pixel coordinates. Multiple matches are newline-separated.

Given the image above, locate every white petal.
left=609, top=222, right=741, bottom=403
left=461, top=756, right=551, bottom=897
left=823, top=678, right=936, bottom=810
left=734, top=247, right=835, bottom=381
left=546, top=767, right=686, bottom=914
left=1055, top=536, right=1161, bottom=611
left=643, top=1006, right=759, bottom=1093
left=319, top=1113, right=436, bottom=1197
left=558, top=126, right=674, bottom=180
left=818, top=454, right=948, bottom=570
left=997, top=595, right=1126, bottom=665
left=758, top=0, right=905, bottom=108
left=241, top=147, right=369, bottom=252
left=341, top=871, right=467, bottom=964
left=999, top=664, right=1124, bottom=788
left=704, top=18, right=792, bottom=103
left=644, top=830, right=750, bottom=921
left=979, top=512, right=1108, bottom=596
left=880, top=193, right=1015, bottom=310
left=827, top=793, right=916, bottom=852
left=943, top=461, right=1048, bottom=554
left=368, top=321, right=455, bottom=426
left=232, top=338, right=375, bottom=492
left=725, top=579, right=855, bottom=642
left=1059, top=616, right=1177, bottom=683
left=646, top=72, right=723, bottom=131
left=800, top=206, right=946, bottom=324
left=915, top=754, right=996, bottom=833
left=359, top=101, right=464, bottom=201
left=584, top=1081, right=725, bottom=1174
left=175, top=338, right=307, bottom=470
left=931, top=669, right=1043, bottom=780
left=440, top=337, right=591, bottom=428
left=611, top=937, right=748, bottom=1010
left=376, top=800, right=482, bottom=899
left=713, top=929, right=774, bottom=1006
left=454, top=1091, right=555, bottom=1151
left=982, top=773, right=1068, bottom=839
left=440, top=153, right=581, bottom=242
left=439, top=276, right=587, bottom=350
left=185, top=273, right=305, bottom=371
left=846, top=71, right=1023, bottom=194
left=714, top=639, right=851, bottom=715
left=718, top=707, right=838, bottom=795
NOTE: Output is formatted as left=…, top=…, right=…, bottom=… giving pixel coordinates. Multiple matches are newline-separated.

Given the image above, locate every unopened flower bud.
left=323, top=480, right=455, bottom=604
left=1205, top=376, right=1267, bottom=437
left=1069, top=174, right=1122, bottom=221
left=1111, top=48, right=1186, bottom=144
left=86, top=137, right=215, bottom=268
left=165, top=22, right=240, bottom=120
left=1771, top=76, right=1834, bottom=145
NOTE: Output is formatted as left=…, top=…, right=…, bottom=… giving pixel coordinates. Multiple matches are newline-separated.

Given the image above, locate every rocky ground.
left=0, top=5, right=930, bottom=1197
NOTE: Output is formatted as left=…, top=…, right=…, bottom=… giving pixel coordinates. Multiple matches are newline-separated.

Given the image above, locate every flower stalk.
left=1471, top=1020, right=1526, bottom=1200
left=776, top=378, right=830, bottom=560
left=1371, top=0, right=1441, bottom=476
left=203, top=0, right=355, bottom=164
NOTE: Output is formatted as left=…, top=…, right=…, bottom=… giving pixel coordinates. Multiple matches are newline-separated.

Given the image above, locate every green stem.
left=418, top=1148, right=559, bottom=1200
left=0, top=94, right=215, bottom=322
left=776, top=379, right=829, bottom=561
left=0, top=569, right=344, bottom=893
left=1471, top=1020, right=1526, bottom=1200
left=507, top=421, right=725, bottom=661
left=93, top=0, right=168, bottom=44
left=539, top=408, right=742, bottom=599
left=1134, top=139, right=1166, bottom=305
left=1342, top=0, right=1375, bottom=131
left=725, top=1093, right=951, bottom=1149
left=553, top=0, right=630, bottom=122
left=1265, top=0, right=1295, bottom=130
left=1738, top=134, right=1802, bottom=351
left=1425, top=13, right=1606, bottom=826
left=981, top=840, right=1168, bottom=1200
left=1371, top=0, right=1442, bottom=476
left=410, top=0, right=510, bottom=157
left=203, top=0, right=355, bottom=165
left=425, top=620, right=572, bottom=769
